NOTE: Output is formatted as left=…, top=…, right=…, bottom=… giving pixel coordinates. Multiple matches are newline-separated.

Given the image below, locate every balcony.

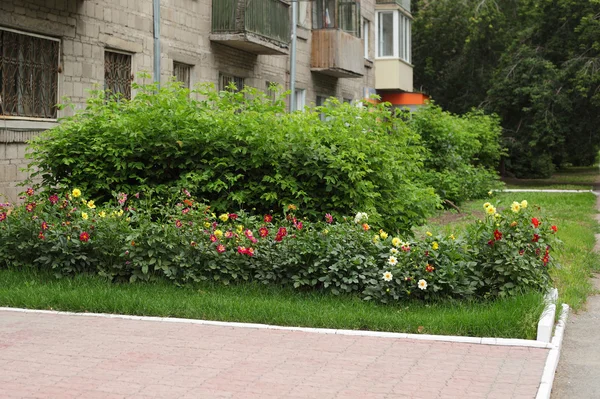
left=375, top=0, right=411, bottom=13
left=311, top=29, right=364, bottom=78
left=375, top=58, right=413, bottom=91
left=210, top=0, right=290, bottom=56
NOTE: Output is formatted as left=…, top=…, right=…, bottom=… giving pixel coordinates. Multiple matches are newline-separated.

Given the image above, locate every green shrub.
left=0, top=189, right=559, bottom=302
left=27, top=80, right=439, bottom=232
left=408, top=105, right=504, bottom=204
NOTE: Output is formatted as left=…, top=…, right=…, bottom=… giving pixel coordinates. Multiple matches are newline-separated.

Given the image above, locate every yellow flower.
left=486, top=205, right=496, bottom=215
left=449, top=234, right=455, bottom=240
left=373, top=235, right=380, bottom=243
left=287, top=204, right=297, bottom=211
left=72, top=188, right=81, bottom=198
left=323, top=229, right=329, bottom=235
left=426, top=231, right=433, bottom=237
left=392, top=237, right=401, bottom=247
left=118, top=209, right=124, bottom=217
left=87, top=200, right=96, bottom=209
left=67, top=236, right=71, bottom=241
left=99, top=211, right=106, bottom=218
left=432, top=242, right=439, bottom=250
left=219, top=214, right=229, bottom=222
left=380, top=231, right=388, bottom=240
left=236, top=225, right=243, bottom=233
left=126, top=217, right=131, bottom=222
left=204, top=222, right=211, bottom=228
left=521, top=200, right=528, bottom=209
left=215, top=229, right=223, bottom=239
left=488, top=190, right=493, bottom=196
left=494, top=213, right=501, bottom=219
left=81, top=212, right=88, bottom=220
left=483, top=202, right=492, bottom=209
left=211, top=213, right=216, bottom=219
left=81, top=199, right=87, bottom=206
left=511, top=201, right=521, bottom=213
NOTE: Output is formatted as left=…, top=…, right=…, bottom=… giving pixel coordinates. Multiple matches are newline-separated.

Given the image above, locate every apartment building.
left=0, top=0, right=416, bottom=201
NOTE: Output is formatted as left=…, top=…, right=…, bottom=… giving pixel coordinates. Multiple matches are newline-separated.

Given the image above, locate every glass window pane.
left=378, top=12, right=394, bottom=57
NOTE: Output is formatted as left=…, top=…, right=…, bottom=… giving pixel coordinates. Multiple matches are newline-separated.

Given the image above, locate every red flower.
left=531, top=218, right=540, bottom=228
left=175, top=220, right=183, bottom=228
left=79, top=231, right=90, bottom=242
left=25, top=202, right=36, bottom=212
left=519, top=249, right=525, bottom=256
left=277, top=227, right=288, bottom=237
left=424, top=251, right=429, bottom=257
left=264, top=215, right=273, bottom=223
left=38, top=231, right=45, bottom=240
left=532, top=234, right=540, bottom=243
left=493, top=229, right=502, bottom=241
left=487, top=240, right=494, bottom=246
left=259, top=227, right=269, bottom=237
left=48, top=194, right=59, bottom=205
left=228, top=213, right=238, bottom=220
left=210, top=234, right=217, bottom=242
left=325, top=213, right=333, bottom=224
left=244, top=229, right=254, bottom=239
left=551, top=225, right=558, bottom=233
left=190, top=241, right=197, bottom=247
left=237, top=246, right=247, bottom=254
left=246, top=247, right=255, bottom=256
left=295, top=221, right=303, bottom=230
left=183, top=199, right=193, bottom=207
left=224, top=231, right=234, bottom=239
left=41, top=221, right=49, bottom=231
left=26, top=188, right=34, bottom=196
left=425, top=264, right=435, bottom=273
left=0, top=212, right=6, bottom=222
left=216, top=244, right=226, bottom=254
left=275, top=234, right=284, bottom=242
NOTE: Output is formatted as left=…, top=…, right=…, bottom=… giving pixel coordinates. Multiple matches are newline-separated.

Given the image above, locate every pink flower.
left=228, top=213, right=238, bottom=220
left=325, top=213, right=333, bottom=224
left=295, top=221, right=303, bottom=230
left=41, top=221, right=49, bottom=231
left=118, top=193, right=128, bottom=205
left=210, top=234, right=217, bottom=242
left=175, top=220, right=183, bottom=228
left=182, top=208, right=190, bottom=215
left=183, top=189, right=191, bottom=197
left=48, top=194, right=59, bottom=205
left=216, top=244, right=226, bottom=253
left=244, top=229, right=254, bottom=239
left=25, top=203, right=36, bottom=212
left=224, top=231, right=234, bottom=239
left=0, top=212, right=6, bottom=222
left=26, top=188, right=34, bottom=196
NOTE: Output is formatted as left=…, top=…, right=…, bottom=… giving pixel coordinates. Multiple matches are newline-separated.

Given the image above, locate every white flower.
left=390, top=248, right=399, bottom=255
left=354, top=212, right=368, bottom=224
left=418, top=279, right=428, bottom=290
left=383, top=271, right=393, bottom=282
left=388, top=256, right=398, bottom=266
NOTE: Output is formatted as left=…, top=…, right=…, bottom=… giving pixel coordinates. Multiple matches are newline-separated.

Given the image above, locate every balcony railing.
left=311, top=29, right=364, bottom=78
left=375, top=0, right=411, bottom=13
left=211, top=0, right=291, bottom=55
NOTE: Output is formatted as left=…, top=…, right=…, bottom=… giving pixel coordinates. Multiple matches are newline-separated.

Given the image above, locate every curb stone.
left=536, top=303, right=570, bottom=399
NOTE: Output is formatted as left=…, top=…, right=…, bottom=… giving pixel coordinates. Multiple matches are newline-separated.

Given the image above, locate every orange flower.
left=362, top=223, right=370, bottom=231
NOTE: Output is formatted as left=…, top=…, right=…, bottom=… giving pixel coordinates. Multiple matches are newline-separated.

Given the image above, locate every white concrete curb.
left=536, top=303, right=570, bottom=399
left=537, top=288, right=558, bottom=342
left=497, top=189, right=593, bottom=194
left=0, top=306, right=554, bottom=349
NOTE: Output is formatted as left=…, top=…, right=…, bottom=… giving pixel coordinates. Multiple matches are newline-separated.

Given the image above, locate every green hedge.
left=27, top=81, right=438, bottom=233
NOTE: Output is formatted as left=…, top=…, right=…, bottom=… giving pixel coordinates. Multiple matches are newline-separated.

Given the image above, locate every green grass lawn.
left=503, top=165, right=599, bottom=190
left=417, top=192, right=600, bottom=311
left=1, top=173, right=597, bottom=339
left=0, top=267, right=544, bottom=339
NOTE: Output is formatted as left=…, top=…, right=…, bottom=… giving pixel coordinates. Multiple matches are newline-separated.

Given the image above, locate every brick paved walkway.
left=0, top=310, right=548, bottom=399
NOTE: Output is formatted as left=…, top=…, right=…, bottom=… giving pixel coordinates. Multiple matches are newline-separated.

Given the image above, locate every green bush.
left=0, top=189, right=559, bottom=302
left=27, top=80, right=439, bottom=232
left=408, top=105, right=504, bottom=204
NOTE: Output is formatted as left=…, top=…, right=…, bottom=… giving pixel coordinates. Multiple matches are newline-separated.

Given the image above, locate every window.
left=363, top=18, right=370, bottom=59
left=0, top=28, right=59, bottom=119
left=297, top=1, right=310, bottom=29
left=104, top=51, right=132, bottom=99
left=343, top=98, right=352, bottom=104
left=220, top=73, right=244, bottom=92
left=377, top=12, right=394, bottom=58
left=173, top=62, right=191, bottom=89
left=313, top=0, right=361, bottom=37
left=376, top=10, right=412, bottom=63
left=294, top=88, right=305, bottom=111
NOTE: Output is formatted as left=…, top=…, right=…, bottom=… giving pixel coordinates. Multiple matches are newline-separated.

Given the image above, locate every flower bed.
left=0, top=189, right=559, bottom=303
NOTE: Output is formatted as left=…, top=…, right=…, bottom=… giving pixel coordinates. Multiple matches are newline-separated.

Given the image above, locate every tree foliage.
left=413, top=0, right=600, bottom=177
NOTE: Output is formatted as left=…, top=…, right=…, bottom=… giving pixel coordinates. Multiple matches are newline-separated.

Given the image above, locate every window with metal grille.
left=0, top=28, right=59, bottom=119
left=220, top=74, right=244, bottom=92
left=173, top=62, right=191, bottom=89
left=104, top=51, right=132, bottom=99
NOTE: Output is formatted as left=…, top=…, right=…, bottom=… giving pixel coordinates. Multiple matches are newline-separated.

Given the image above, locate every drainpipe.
left=289, top=0, right=297, bottom=112
left=153, top=0, right=161, bottom=85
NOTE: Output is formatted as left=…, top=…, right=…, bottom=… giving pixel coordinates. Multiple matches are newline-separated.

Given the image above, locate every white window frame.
left=375, top=10, right=412, bottom=64
left=294, top=88, right=306, bottom=111
left=0, top=27, right=61, bottom=121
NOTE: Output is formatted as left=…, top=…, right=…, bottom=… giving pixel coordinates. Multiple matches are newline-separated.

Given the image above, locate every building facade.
left=0, top=0, right=414, bottom=202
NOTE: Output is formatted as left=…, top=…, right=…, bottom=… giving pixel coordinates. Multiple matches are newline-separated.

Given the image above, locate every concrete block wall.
left=0, top=0, right=377, bottom=200
left=0, top=131, right=40, bottom=203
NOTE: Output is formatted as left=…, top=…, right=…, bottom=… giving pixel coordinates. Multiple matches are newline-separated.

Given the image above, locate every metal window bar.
left=173, top=62, right=191, bottom=89
left=0, top=29, right=59, bottom=119
left=220, top=74, right=244, bottom=92
left=104, top=51, right=132, bottom=100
